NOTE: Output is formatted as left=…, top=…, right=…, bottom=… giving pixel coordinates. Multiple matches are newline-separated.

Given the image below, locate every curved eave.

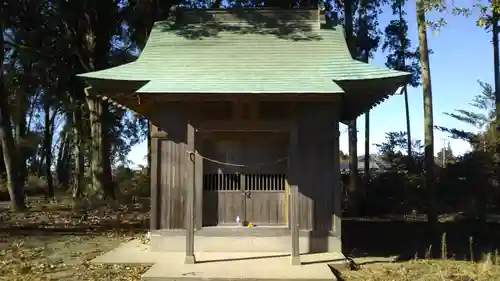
left=333, top=69, right=411, bottom=82
left=330, top=58, right=412, bottom=82
left=78, top=77, right=149, bottom=94
left=337, top=73, right=411, bottom=122
left=77, top=62, right=146, bottom=81
left=77, top=62, right=149, bottom=92
left=77, top=62, right=154, bottom=117
left=334, top=71, right=411, bottom=87
left=136, top=79, right=345, bottom=94
left=82, top=86, right=161, bottom=121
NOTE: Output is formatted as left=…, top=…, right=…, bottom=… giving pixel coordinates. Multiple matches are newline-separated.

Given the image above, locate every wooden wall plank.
left=245, top=192, right=286, bottom=225
left=289, top=125, right=300, bottom=265
left=195, top=149, right=203, bottom=230
left=151, top=103, right=188, bottom=230
left=295, top=102, right=339, bottom=236
left=285, top=180, right=290, bottom=227
left=332, top=122, right=342, bottom=237
left=149, top=137, right=160, bottom=230
left=185, top=123, right=195, bottom=264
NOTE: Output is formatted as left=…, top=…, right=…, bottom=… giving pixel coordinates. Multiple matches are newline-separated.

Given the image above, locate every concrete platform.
left=142, top=252, right=343, bottom=281
left=151, top=227, right=341, bottom=253
left=91, top=239, right=348, bottom=281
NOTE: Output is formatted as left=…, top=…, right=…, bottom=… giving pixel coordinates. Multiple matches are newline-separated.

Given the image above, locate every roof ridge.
left=166, top=7, right=321, bottom=27
left=173, top=7, right=321, bottom=12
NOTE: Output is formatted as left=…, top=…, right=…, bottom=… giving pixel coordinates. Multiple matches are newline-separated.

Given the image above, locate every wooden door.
left=202, top=173, right=244, bottom=226
left=202, top=140, right=245, bottom=226
left=238, top=138, right=288, bottom=226
left=243, top=174, right=287, bottom=225
left=202, top=134, right=288, bottom=226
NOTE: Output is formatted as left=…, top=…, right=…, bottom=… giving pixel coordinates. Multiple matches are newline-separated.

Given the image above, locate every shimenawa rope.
left=186, top=150, right=287, bottom=168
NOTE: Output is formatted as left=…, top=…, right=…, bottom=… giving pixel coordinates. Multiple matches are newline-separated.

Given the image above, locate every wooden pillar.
left=289, top=125, right=301, bottom=265
left=189, top=101, right=203, bottom=230
left=194, top=149, right=203, bottom=230
left=185, top=123, right=196, bottom=264
left=332, top=123, right=342, bottom=238
left=149, top=136, right=160, bottom=230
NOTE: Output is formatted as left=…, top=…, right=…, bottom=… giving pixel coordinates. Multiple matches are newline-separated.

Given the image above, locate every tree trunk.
left=147, top=121, right=152, bottom=176
left=0, top=144, right=4, bottom=175
left=42, top=99, right=55, bottom=199
left=86, top=0, right=115, bottom=200
left=343, top=0, right=358, bottom=214
left=87, top=97, right=104, bottom=196
left=86, top=97, right=114, bottom=200
left=100, top=101, right=115, bottom=200
left=416, top=0, right=437, bottom=245
left=56, top=129, right=70, bottom=190
left=0, top=26, right=25, bottom=211
left=0, top=102, right=25, bottom=211
left=360, top=0, right=370, bottom=178
left=482, top=0, right=499, bottom=254
left=72, top=105, right=85, bottom=198
left=493, top=0, right=499, bottom=209
left=404, top=86, right=412, bottom=159
left=398, top=4, right=412, bottom=160
left=364, top=114, right=370, bottom=175
left=494, top=1, right=500, bottom=146
left=213, top=0, right=222, bottom=8
left=15, top=93, right=29, bottom=185
left=14, top=94, right=28, bottom=188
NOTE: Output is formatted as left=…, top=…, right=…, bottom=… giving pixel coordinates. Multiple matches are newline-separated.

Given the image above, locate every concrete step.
left=141, top=252, right=344, bottom=281
left=150, top=228, right=341, bottom=253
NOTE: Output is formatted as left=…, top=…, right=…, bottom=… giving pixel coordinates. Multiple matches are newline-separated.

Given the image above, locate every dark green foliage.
left=437, top=151, right=495, bottom=214
left=448, top=81, right=495, bottom=124
left=354, top=0, right=386, bottom=60
left=375, top=131, right=423, bottom=164
left=348, top=129, right=499, bottom=219
left=382, top=0, right=421, bottom=86
left=115, top=165, right=150, bottom=200
left=354, top=131, right=426, bottom=216
left=438, top=81, right=496, bottom=149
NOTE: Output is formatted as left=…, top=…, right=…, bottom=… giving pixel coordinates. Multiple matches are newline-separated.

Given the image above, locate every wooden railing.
left=203, top=174, right=286, bottom=192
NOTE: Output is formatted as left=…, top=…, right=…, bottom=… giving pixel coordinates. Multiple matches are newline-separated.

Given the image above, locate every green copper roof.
left=78, top=12, right=410, bottom=94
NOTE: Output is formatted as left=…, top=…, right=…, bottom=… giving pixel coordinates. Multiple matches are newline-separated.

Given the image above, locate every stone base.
left=150, top=227, right=341, bottom=253
left=184, top=255, right=196, bottom=264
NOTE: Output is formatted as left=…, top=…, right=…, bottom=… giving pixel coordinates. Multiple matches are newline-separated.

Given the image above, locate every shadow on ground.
left=342, top=217, right=500, bottom=262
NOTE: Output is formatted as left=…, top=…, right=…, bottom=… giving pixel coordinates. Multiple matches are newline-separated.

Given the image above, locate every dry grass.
left=343, top=259, right=500, bottom=281
left=342, top=231, right=500, bottom=281
left=0, top=197, right=151, bottom=281
left=0, top=197, right=149, bottom=233
left=0, top=234, right=149, bottom=281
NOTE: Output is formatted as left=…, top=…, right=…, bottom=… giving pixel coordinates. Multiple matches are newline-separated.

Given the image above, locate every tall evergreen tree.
left=354, top=0, right=384, bottom=176
left=382, top=0, right=422, bottom=159
left=416, top=0, right=437, bottom=241
left=341, top=0, right=359, bottom=213
left=337, top=0, right=384, bottom=213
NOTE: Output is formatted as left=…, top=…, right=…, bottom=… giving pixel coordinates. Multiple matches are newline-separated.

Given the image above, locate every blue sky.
left=126, top=3, right=493, bottom=167
left=340, top=3, right=492, bottom=156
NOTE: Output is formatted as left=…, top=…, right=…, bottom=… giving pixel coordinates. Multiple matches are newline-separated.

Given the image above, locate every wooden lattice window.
left=203, top=174, right=240, bottom=191
left=243, top=174, right=286, bottom=191
left=203, top=173, right=286, bottom=192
